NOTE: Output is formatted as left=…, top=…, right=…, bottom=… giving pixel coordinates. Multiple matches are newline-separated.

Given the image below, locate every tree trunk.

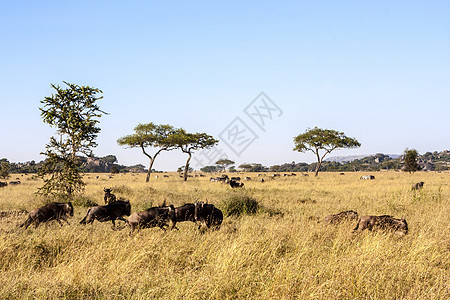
left=184, top=152, right=192, bottom=181
left=146, top=158, right=156, bottom=183
left=315, top=149, right=321, bottom=176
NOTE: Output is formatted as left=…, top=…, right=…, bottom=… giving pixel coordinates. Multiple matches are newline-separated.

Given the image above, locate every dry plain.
left=0, top=171, right=448, bottom=299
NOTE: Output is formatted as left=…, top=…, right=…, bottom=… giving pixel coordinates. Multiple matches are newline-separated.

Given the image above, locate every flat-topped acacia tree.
left=170, top=130, right=218, bottom=181
left=294, top=127, right=361, bottom=176
left=117, top=123, right=178, bottom=182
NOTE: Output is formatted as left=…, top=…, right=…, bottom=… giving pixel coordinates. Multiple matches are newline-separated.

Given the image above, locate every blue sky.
left=1, top=1, right=449, bottom=171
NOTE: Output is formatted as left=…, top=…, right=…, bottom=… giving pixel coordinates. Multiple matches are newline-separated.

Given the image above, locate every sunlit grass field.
left=0, top=171, right=448, bottom=299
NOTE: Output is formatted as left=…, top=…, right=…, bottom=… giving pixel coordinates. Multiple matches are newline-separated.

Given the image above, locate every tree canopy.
left=215, top=159, right=235, bottom=172
left=117, top=123, right=178, bottom=182
left=38, top=82, right=106, bottom=198
left=403, top=148, right=421, bottom=173
left=171, top=130, right=218, bottom=181
left=294, top=127, right=360, bottom=176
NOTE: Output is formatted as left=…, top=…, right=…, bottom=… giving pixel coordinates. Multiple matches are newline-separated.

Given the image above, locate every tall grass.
left=0, top=171, right=448, bottom=299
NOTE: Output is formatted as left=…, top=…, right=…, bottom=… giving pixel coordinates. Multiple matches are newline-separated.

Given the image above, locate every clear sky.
left=1, top=1, right=449, bottom=171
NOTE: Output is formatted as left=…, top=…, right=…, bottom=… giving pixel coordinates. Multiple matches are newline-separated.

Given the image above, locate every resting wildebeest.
left=411, top=181, right=425, bottom=191
left=80, top=200, right=131, bottom=227
left=230, top=180, right=244, bottom=188
left=320, top=210, right=359, bottom=225
left=360, top=175, right=375, bottom=180
left=103, top=188, right=117, bottom=204
left=171, top=203, right=196, bottom=230
left=194, top=201, right=223, bottom=230
left=353, top=215, right=408, bottom=235
left=9, top=181, right=21, bottom=185
left=127, top=204, right=175, bottom=234
left=20, top=202, right=73, bottom=229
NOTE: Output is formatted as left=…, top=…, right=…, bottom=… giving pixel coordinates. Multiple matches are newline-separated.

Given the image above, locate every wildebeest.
left=0, top=181, right=7, bottom=188
left=103, top=188, right=117, bottom=204
left=230, top=176, right=241, bottom=181
left=360, top=175, right=375, bottom=180
left=127, top=204, right=175, bottom=234
left=353, top=215, right=408, bottom=235
left=20, top=202, right=73, bottom=229
left=301, top=174, right=309, bottom=177
left=0, top=209, right=28, bottom=219
left=9, top=181, right=21, bottom=185
left=163, top=175, right=169, bottom=178
left=171, top=203, right=196, bottom=230
left=244, top=176, right=252, bottom=181
left=260, top=178, right=265, bottom=183
left=230, top=180, right=244, bottom=188
left=320, top=210, right=358, bottom=224
left=80, top=200, right=131, bottom=227
left=411, top=181, right=425, bottom=191
left=194, top=201, right=223, bottom=230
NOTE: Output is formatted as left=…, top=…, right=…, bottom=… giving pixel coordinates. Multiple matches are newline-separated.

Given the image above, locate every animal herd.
left=17, top=188, right=222, bottom=236
left=6, top=176, right=427, bottom=237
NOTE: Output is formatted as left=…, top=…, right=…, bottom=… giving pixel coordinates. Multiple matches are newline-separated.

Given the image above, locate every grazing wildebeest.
left=339, top=172, right=345, bottom=175
left=127, top=205, right=175, bottom=234
left=320, top=210, right=358, bottom=225
left=0, top=182, right=7, bottom=188
left=80, top=200, right=131, bottom=227
left=9, top=181, right=21, bottom=185
left=103, top=188, right=117, bottom=204
left=244, top=176, right=252, bottom=181
left=171, top=203, right=196, bottom=230
left=230, top=176, right=241, bottom=181
left=353, top=215, right=408, bottom=235
left=20, top=202, right=73, bottom=229
left=411, top=181, right=425, bottom=191
left=260, top=178, right=265, bottom=183
left=194, top=201, right=223, bottom=230
left=360, top=175, right=375, bottom=180
left=291, top=173, right=297, bottom=176
left=230, top=180, right=244, bottom=188
left=163, top=175, right=169, bottom=178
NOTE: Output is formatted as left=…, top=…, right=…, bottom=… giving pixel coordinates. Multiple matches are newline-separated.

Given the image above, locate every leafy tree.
left=293, top=127, right=361, bottom=176
left=117, top=123, right=178, bottom=182
left=215, top=159, right=235, bottom=172
left=110, top=165, right=120, bottom=174
left=171, top=130, right=218, bottom=181
left=200, top=165, right=219, bottom=173
left=0, top=159, right=10, bottom=179
left=239, top=163, right=253, bottom=172
left=403, top=149, right=421, bottom=173
left=38, top=82, right=106, bottom=198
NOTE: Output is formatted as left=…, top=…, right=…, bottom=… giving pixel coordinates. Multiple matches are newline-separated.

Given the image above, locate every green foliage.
left=37, top=82, right=106, bottom=198
left=0, top=159, right=10, bottom=179
left=117, top=123, right=179, bottom=182
left=170, top=130, right=218, bottom=181
left=293, top=127, right=360, bottom=176
left=403, top=148, right=421, bottom=173
left=215, top=159, right=234, bottom=171
left=221, top=194, right=260, bottom=217
left=200, top=165, right=219, bottom=173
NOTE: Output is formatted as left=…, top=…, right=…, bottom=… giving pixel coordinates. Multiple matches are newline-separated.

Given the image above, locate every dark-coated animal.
left=103, top=188, right=117, bottom=204
left=411, top=181, right=425, bottom=191
left=194, top=201, right=223, bottom=230
left=20, top=202, right=73, bottom=229
left=9, top=181, right=21, bottom=185
left=171, top=203, right=196, bottom=230
left=80, top=200, right=131, bottom=227
left=127, top=205, right=175, bottom=234
left=353, top=215, right=408, bottom=235
left=230, top=180, right=244, bottom=188
left=321, top=210, right=358, bottom=225
left=230, top=176, right=241, bottom=181
left=0, top=182, right=7, bottom=188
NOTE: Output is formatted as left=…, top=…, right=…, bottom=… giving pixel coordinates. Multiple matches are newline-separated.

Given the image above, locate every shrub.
left=221, top=195, right=260, bottom=217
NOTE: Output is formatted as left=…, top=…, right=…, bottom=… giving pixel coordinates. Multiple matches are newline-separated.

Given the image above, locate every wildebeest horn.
left=206, top=198, right=208, bottom=204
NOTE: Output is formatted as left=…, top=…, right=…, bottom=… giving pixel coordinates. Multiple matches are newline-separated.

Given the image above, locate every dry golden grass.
left=0, top=171, right=448, bottom=299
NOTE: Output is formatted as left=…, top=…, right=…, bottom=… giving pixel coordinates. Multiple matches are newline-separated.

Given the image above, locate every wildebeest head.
left=104, top=188, right=112, bottom=193
left=65, top=202, right=74, bottom=217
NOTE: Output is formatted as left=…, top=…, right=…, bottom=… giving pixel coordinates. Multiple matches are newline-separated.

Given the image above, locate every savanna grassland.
left=0, top=171, right=448, bottom=299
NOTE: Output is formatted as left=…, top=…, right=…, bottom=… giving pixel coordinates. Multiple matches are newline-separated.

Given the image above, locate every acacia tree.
left=215, top=159, right=235, bottom=172
left=294, top=127, right=360, bottom=176
left=0, top=159, right=10, bottom=179
left=38, top=82, right=106, bottom=198
left=117, top=123, right=178, bottom=182
left=403, top=148, right=421, bottom=173
left=171, top=130, right=218, bottom=181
